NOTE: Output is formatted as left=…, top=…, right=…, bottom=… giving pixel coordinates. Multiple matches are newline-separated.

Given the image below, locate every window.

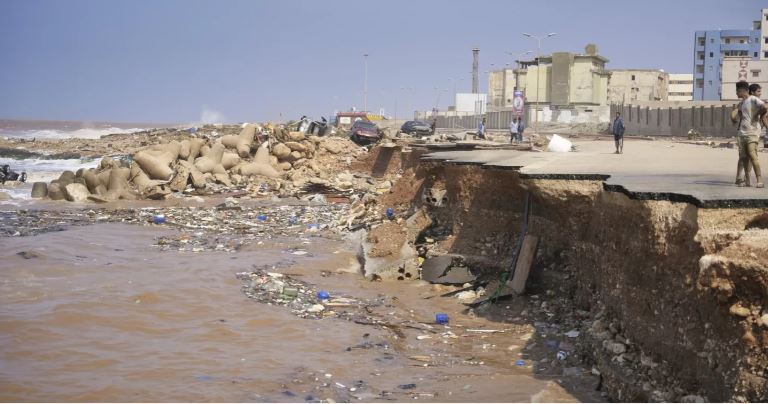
left=696, top=79, right=704, bottom=88
left=765, top=51, right=768, bottom=58
left=740, top=39, right=745, bottom=44
left=698, top=37, right=705, bottom=46
left=725, top=38, right=730, bottom=44
left=765, top=37, right=768, bottom=44
left=710, top=38, right=714, bottom=43
left=698, top=52, right=705, bottom=60
left=696, top=65, right=704, bottom=73
left=756, top=52, right=759, bottom=58
left=708, top=80, right=712, bottom=86
left=709, top=52, right=713, bottom=57
left=753, top=71, right=760, bottom=78
left=631, top=74, right=636, bottom=80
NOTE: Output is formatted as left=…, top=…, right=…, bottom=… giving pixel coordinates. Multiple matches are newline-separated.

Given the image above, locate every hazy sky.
left=0, top=0, right=764, bottom=124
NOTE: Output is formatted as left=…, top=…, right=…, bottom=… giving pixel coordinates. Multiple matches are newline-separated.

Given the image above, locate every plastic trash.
left=386, top=207, right=395, bottom=219
left=398, top=384, right=417, bottom=390
left=435, top=313, right=449, bottom=324
left=257, top=214, right=268, bottom=221
left=308, top=223, right=320, bottom=230
left=288, top=216, right=298, bottom=225
left=515, top=360, right=526, bottom=366
left=557, top=350, right=567, bottom=360
left=546, top=134, right=572, bottom=153
left=154, top=214, right=166, bottom=225
left=317, top=290, right=330, bottom=300
left=282, top=287, right=299, bottom=298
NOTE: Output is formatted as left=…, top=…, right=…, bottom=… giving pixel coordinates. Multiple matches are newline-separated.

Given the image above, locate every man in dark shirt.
left=612, top=112, right=625, bottom=154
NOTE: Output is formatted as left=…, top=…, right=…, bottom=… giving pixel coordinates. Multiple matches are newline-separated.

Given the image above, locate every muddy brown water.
left=0, top=221, right=600, bottom=402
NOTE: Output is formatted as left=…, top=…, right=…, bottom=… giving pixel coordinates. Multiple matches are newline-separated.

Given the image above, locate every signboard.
left=512, top=90, right=525, bottom=117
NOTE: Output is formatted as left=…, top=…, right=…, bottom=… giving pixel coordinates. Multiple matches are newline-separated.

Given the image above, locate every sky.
left=0, top=0, right=765, bottom=124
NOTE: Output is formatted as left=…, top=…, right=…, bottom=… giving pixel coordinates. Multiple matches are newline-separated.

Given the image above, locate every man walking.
left=612, top=111, right=625, bottom=154
left=731, top=81, right=766, bottom=188
left=477, top=118, right=486, bottom=140
left=509, top=118, right=519, bottom=143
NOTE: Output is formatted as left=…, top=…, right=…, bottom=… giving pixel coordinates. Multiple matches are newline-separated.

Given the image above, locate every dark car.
left=349, top=120, right=381, bottom=144
left=400, top=120, right=433, bottom=136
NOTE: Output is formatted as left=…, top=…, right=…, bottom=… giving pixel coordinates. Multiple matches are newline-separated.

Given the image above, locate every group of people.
left=732, top=80, right=767, bottom=188
left=474, top=117, right=526, bottom=142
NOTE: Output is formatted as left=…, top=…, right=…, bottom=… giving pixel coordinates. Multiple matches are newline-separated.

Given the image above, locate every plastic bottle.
left=435, top=313, right=449, bottom=324
left=154, top=214, right=166, bottom=225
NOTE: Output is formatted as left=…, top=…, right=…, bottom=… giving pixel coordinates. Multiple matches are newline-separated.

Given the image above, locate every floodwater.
left=0, top=222, right=600, bottom=402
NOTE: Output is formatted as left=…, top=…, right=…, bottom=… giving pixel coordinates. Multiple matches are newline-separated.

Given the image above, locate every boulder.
left=272, top=143, right=292, bottom=159
left=64, top=183, right=90, bottom=202
left=288, top=131, right=306, bottom=142
left=323, top=142, right=342, bottom=154
left=284, top=141, right=307, bottom=153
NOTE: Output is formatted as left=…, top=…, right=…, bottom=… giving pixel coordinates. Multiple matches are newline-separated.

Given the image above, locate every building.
left=693, top=8, right=768, bottom=100
left=487, top=44, right=610, bottom=109
left=668, top=73, right=694, bottom=101
left=607, top=69, right=669, bottom=104
left=721, top=57, right=768, bottom=100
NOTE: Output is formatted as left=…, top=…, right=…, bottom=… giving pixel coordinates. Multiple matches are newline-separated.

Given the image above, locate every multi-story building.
left=607, top=69, right=668, bottom=104
left=693, top=8, right=768, bottom=100
left=487, top=44, right=610, bottom=109
left=668, top=73, right=694, bottom=101
left=721, top=57, right=768, bottom=100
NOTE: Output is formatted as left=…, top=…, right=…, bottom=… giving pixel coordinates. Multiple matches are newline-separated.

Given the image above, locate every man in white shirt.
left=509, top=118, right=519, bottom=143
left=731, top=81, right=766, bottom=188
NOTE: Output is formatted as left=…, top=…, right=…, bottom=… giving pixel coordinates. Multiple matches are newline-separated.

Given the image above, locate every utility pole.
left=472, top=48, right=479, bottom=94
left=363, top=53, right=369, bottom=112
left=522, top=33, right=556, bottom=135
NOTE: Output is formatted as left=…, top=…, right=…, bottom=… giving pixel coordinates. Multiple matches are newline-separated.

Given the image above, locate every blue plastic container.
left=435, top=313, right=449, bottom=324
left=257, top=214, right=267, bottom=221
left=386, top=207, right=395, bottom=219
left=153, top=214, right=166, bottom=225
left=317, top=290, right=330, bottom=300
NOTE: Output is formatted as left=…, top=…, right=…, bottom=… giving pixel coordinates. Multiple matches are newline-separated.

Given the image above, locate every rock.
left=680, top=395, right=706, bottom=403
left=58, top=170, right=76, bottom=186
left=31, top=182, right=48, bottom=198
left=287, top=131, right=306, bottom=142
left=278, top=162, right=292, bottom=171
left=455, top=290, right=477, bottom=302
left=288, top=151, right=303, bottom=161
left=0, top=191, right=10, bottom=201
left=272, top=143, right=292, bottom=159
left=604, top=340, right=627, bottom=355
left=307, top=304, right=325, bottom=313
left=323, top=142, right=342, bottom=154
left=64, top=183, right=90, bottom=202
left=169, top=162, right=191, bottom=192
left=729, top=303, right=750, bottom=317
left=284, top=141, right=307, bottom=153
left=760, top=313, right=768, bottom=327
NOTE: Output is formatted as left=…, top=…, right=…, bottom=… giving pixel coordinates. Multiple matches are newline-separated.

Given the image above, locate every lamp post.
left=522, top=33, right=556, bottom=135
left=363, top=53, right=369, bottom=112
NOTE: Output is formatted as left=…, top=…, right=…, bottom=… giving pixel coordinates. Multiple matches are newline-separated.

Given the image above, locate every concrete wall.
left=608, top=70, right=669, bottom=104
left=423, top=105, right=610, bottom=130
left=611, top=103, right=739, bottom=137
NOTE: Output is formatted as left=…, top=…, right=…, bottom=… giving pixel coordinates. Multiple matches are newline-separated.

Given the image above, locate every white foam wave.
left=1, top=157, right=100, bottom=184
left=2, top=127, right=146, bottom=140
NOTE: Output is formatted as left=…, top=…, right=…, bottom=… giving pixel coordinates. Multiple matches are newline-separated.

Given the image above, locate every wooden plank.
left=508, top=235, right=539, bottom=295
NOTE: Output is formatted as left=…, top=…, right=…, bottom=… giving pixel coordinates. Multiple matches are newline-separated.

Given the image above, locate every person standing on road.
left=517, top=118, right=525, bottom=142
left=477, top=118, right=486, bottom=139
left=509, top=118, right=519, bottom=143
left=612, top=111, right=625, bottom=154
left=731, top=81, right=766, bottom=187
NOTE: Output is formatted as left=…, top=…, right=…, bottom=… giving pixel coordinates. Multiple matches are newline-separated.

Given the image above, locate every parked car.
left=400, top=120, right=433, bottom=136
left=349, top=120, right=382, bottom=144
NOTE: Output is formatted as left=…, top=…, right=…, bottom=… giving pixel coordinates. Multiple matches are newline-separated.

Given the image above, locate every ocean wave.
left=1, top=157, right=100, bottom=184
left=2, top=127, right=148, bottom=140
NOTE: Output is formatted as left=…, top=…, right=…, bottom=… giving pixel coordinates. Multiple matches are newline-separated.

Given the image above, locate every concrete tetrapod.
left=236, top=142, right=279, bottom=178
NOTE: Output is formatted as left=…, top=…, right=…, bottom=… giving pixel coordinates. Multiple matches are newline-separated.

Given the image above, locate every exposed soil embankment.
left=359, top=145, right=768, bottom=402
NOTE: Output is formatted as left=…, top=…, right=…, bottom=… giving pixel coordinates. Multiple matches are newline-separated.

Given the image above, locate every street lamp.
left=522, top=32, right=557, bottom=135
left=363, top=53, right=369, bottom=112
